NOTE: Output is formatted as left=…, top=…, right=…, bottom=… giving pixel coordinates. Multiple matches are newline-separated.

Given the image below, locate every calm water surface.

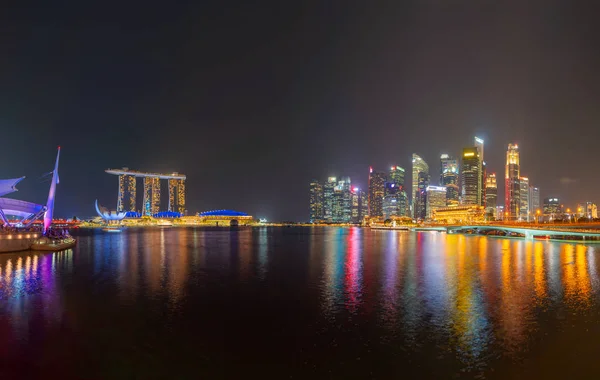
left=1, top=227, right=600, bottom=379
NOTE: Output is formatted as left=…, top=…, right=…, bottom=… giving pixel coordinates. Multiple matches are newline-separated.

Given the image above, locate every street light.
left=536, top=209, right=541, bottom=224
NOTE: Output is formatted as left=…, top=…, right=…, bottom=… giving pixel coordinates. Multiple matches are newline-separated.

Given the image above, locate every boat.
left=30, top=236, right=76, bottom=251
left=102, top=226, right=122, bottom=232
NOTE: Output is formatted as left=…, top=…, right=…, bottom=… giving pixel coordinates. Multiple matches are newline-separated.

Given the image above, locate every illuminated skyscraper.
left=309, top=179, right=324, bottom=223
left=440, top=154, right=459, bottom=205
left=461, top=147, right=481, bottom=205
left=177, top=179, right=185, bottom=214
left=383, top=182, right=409, bottom=219
left=412, top=154, right=429, bottom=218
left=485, top=173, right=497, bottom=219
left=143, top=177, right=161, bottom=216
left=167, top=177, right=186, bottom=214
left=323, top=177, right=336, bottom=222
left=389, top=166, right=405, bottom=187
left=351, top=187, right=368, bottom=223
left=384, top=165, right=408, bottom=218
left=368, top=168, right=386, bottom=218
left=332, top=177, right=352, bottom=223
left=519, top=177, right=530, bottom=221
left=543, top=197, right=561, bottom=221
left=117, top=174, right=137, bottom=212
left=426, top=186, right=447, bottom=220
left=529, top=186, right=540, bottom=217
left=505, top=144, right=520, bottom=219
left=474, top=137, right=485, bottom=206
left=414, top=171, right=429, bottom=220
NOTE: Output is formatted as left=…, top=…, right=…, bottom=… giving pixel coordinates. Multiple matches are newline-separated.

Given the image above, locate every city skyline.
left=2, top=2, right=600, bottom=221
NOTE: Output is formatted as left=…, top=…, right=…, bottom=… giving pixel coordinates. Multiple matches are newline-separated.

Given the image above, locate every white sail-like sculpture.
left=43, top=147, right=60, bottom=234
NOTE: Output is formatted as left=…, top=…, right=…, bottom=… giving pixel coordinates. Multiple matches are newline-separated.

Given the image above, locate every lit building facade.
left=389, top=166, right=405, bottom=187
left=588, top=202, right=598, bottom=219
left=383, top=182, right=408, bottom=219
left=529, top=186, right=540, bottom=216
left=474, top=137, right=485, bottom=206
left=496, top=205, right=505, bottom=220
left=323, top=177, right=336, bottom=222
left=485, top=173, right=497, bottom=219
left=431, top=205, right=485, bottom=224
left=332, top=177, right=352, bottom=223
left=461, top=147, right=481, bottom=205
left=543, top=197, right=561, bottom=221
left=351, top=187, right=368, bottom=223
left=309, top=179, right=324, bottom=223
left=143, top=177, right=161, bottom=216
left=368, top=168, right=386, bottom=218
left=505, top=144, right=520, bottom=220
left=577, top=202, right=598, bottom=219
left=426, top=186, right=447, bottom=220
left=168, top=178, right=186, bottom=214
left=106, top=168, right=186, bottom=216
left=440, top=154, right=459, bottom=206
left=414, top=171, right=429, bottom=220
left=412, top=154, right=429, bottom=218
left=519, top=177, right=530, bottom=221
left=117, top=174, right=136, bottom=212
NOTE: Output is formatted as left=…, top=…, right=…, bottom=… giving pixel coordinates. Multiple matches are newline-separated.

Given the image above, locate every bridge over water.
left=415, top=224, right=600, bottom=242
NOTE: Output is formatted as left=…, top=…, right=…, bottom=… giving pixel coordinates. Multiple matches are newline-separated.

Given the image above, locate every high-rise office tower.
left=382, top=182, right=400, bottom=220
left=426, top=186, right=447, bottom=219
left=505, top=143, right=520, bottom=220
left=474, top=137, right=485, bottom=206
left=414, top=171, right=430, bottom=220
left=384, top=165, right=407, bottom=218
left=323, top=177, right=336, bottom=222
left=440, top=154, right=459, bottom=206
left=332, top=177, right=352, bottom=223
left=529, top=186, right=540, bottom=216
left=309, top=179, right=324, bottom=223
left=340, top=177, right=352, bottom=223
left=143, top=177, right=161, bottom=216
left=382, top=182, right=409, bottom=219
left=485, top=173, right=498, bottom=218
left=543, top=197, right=561, bottom=220
left=351, top=187, right=368, bottom=223
left=481, top=161, right=487, bottom=207
left=461, top=147, right=481, bottom=205
left=389, top=166, right=405, bottom=187
left=519, top=177, right=530, bottom=221
left=368, top=168, right=386, bottom=218
left=412, top=154, right=429, bottom=218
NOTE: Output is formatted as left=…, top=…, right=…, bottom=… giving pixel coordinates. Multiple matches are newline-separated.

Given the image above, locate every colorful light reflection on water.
left=1, top=227, right=600, bottom=378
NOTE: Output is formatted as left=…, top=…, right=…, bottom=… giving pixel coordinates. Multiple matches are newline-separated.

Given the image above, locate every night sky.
left=1, top=1, right=599, bottom=221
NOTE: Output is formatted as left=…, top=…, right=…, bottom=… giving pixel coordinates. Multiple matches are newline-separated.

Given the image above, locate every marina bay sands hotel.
left=106, top=168, right=186, bottom=216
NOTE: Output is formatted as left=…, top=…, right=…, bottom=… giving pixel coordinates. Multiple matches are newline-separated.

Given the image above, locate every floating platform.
left=30, top=237, right=76, bottom=251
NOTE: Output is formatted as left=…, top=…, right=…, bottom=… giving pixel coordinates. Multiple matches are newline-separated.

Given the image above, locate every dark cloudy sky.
left=1, top=1, right=599, bottom=221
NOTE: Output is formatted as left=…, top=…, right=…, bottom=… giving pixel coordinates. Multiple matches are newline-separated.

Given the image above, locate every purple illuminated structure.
left=0, top=147, right=61, bottom=232
left=43, top=147, right=61, bottom=235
